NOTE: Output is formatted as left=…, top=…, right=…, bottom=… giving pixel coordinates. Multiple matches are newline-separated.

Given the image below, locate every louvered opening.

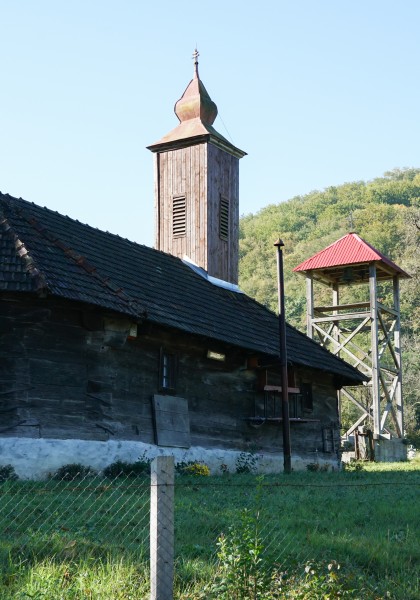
left=173, top=196, right=186, bottom=238
left=220, top=197, right=229, bottom=241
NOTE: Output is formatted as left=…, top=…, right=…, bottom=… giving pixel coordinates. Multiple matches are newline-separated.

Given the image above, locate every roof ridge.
left=0, top=207, right=48, bottom=292
left=0, top=192, right=149, bottom=249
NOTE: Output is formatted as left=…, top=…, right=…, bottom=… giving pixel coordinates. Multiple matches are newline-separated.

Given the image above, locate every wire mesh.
left=0, top=465, right=418, bottom=599
left=0, top=471, right=150, bottom=563
left=173, top=472, right=420, bottom=599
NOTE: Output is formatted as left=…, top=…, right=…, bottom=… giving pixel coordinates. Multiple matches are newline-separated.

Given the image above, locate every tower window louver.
left=173, top=196, right=186, bottom=237
left=220, top=197, right=229, bottom=241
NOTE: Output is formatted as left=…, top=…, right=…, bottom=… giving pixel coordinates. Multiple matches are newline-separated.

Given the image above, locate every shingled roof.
left=0, top=192, right=365, bottom=385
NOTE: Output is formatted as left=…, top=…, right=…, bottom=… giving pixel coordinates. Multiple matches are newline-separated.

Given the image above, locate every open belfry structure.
left=147, top=50, right=246, bottom=285
left=294, top=233, right=410, bottom=461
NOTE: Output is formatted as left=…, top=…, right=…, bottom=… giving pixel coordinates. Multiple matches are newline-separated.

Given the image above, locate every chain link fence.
left=0, top=457, right=418, bottom=599
left=0, top=473, right=150, bottom=558
left=171, top=462, right=419, bottom=600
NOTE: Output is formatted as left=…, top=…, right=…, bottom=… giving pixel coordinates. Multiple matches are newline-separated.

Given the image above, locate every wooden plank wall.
left=0, top=295, right=340, bottom=458
left=206, top=143, right=239, bottom=284
left=156, top=144, right=207, bottom=268
left=155, top=142, right=240, bottom=284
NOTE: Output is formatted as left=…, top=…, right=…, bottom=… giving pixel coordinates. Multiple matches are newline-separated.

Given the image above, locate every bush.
left=175, top=461, right=210, bottom=476
left=205, top=514, right=376, bottom=599
left=103, top=455, right=151, bottom=479
left=51, top=464, right=95, bottom=481
left=306, top=462, right=319, bottom=472
left=0, top=464, right=18, bottom=482
left=271, top=559, right=370, bottom=598
left=306, top=462, right=329, bottom=472
left=342, top=460, right=365, bottom=472
left=205, top=508, right=269, bottom=599
left=235, top=452, right=258, bottom=474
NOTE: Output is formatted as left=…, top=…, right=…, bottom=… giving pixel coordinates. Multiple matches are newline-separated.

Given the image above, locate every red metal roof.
left=293, top=233, right=410, bottom=277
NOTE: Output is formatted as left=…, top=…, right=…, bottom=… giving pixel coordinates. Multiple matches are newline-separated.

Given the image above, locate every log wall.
left=0, top=295, right=340, bottom=459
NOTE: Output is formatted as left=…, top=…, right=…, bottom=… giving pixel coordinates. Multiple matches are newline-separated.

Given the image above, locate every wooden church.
left=0, top=54, right=366, bottom=478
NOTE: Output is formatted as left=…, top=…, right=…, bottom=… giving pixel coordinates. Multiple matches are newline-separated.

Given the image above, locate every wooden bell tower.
left=147, top=50, right=246, bottom=284
left=294, top=233, right=410, bottom=450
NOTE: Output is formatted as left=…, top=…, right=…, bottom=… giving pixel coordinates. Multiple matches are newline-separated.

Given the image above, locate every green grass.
left=0, top=460, right=419, bottom=599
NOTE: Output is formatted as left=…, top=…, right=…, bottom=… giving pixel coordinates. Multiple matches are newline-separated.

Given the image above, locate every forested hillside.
left=239, top=168, right=420, bottom=444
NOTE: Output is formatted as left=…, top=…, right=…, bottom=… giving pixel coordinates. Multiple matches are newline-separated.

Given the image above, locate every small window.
left=159, top=348, right=177, bottom=392
left=289, top=393, right=303, bottom=418
left=173, top=196, right=186, bottom=238
left=301, top=383, right=313, bottom=412
left=219, top=197, right=229, bottom=240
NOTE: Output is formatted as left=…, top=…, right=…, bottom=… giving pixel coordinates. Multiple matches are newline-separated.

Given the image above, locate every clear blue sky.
left=1, top=1, right=419, bottom=247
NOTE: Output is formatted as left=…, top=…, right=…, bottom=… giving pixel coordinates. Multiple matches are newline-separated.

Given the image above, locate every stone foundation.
left=0, top=437, right=340, bottom=479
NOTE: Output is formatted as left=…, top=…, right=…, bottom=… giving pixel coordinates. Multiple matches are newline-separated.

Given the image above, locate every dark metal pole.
left=274, top=239, right=292, bottom=474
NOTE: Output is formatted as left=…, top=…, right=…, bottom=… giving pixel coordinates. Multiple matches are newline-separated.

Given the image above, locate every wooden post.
left=393, top=275, right=404, bottom=436
left=150, top=456, right=174, bottom=600
left=369, top=264, right=381, bottom=438
left=274, top=239, right=292, bottom=474
left=306, top=273, right=314, bottom=339
left=332, top=283, right=340, bottom=352
left=332, top=283, right=342, bottom=428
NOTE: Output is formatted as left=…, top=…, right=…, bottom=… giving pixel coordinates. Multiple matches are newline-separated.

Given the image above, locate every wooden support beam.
left=379, top=372, right=402, bottom=437
left=315, top=328, right=326, bottom=345
left=369, top=264, right=381, bottom=438
left=314, top=301, right=370, bottom=312
left=377, top=312, right=398, bottom=367
left=378, top=363, right=398, bottom=376
left=312, top=322, right=371, bottom=376
left=377, top=302, right=398, bottom=317
left=335, top=337, right=371, bottom=373
left=332, top=284, right=342, bottom=428
left=306, top=274, right=314, bottom=339
left=379, top=374, right=399, bottom=429
left=380, top=375, right=399, bottom=433
left=262, top=386, right=300, bottom=393
left=393, top=275, right=404, bottom=437
left=375, top=261, right=398, bottom=278
left=331, top=316, right=371, bottom=357
left=313, top=312, right=372, bottom=323
left=341, top=387, right=372, bottom=415
left=345, top=413, right=370, bottom=437
left=316, top=322, right=335, bottom=345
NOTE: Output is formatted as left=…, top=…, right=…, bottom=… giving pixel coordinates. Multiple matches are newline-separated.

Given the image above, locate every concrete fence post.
left=150, top=455, right=175, bottom=600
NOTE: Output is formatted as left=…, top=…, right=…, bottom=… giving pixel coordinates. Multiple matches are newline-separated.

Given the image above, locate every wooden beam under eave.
left=315, top=301, right=370, bottom=312
left=312, top=312, right=371, bottom=323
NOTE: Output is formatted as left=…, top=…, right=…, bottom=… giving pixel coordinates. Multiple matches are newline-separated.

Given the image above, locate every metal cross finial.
left=192, top=48, right=199, bottom=76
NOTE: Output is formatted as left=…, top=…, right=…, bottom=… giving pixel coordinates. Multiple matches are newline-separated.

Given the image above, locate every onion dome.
left=174, top=49, right=218, bottom=125
left=148, top=50, right=246, bottom=159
